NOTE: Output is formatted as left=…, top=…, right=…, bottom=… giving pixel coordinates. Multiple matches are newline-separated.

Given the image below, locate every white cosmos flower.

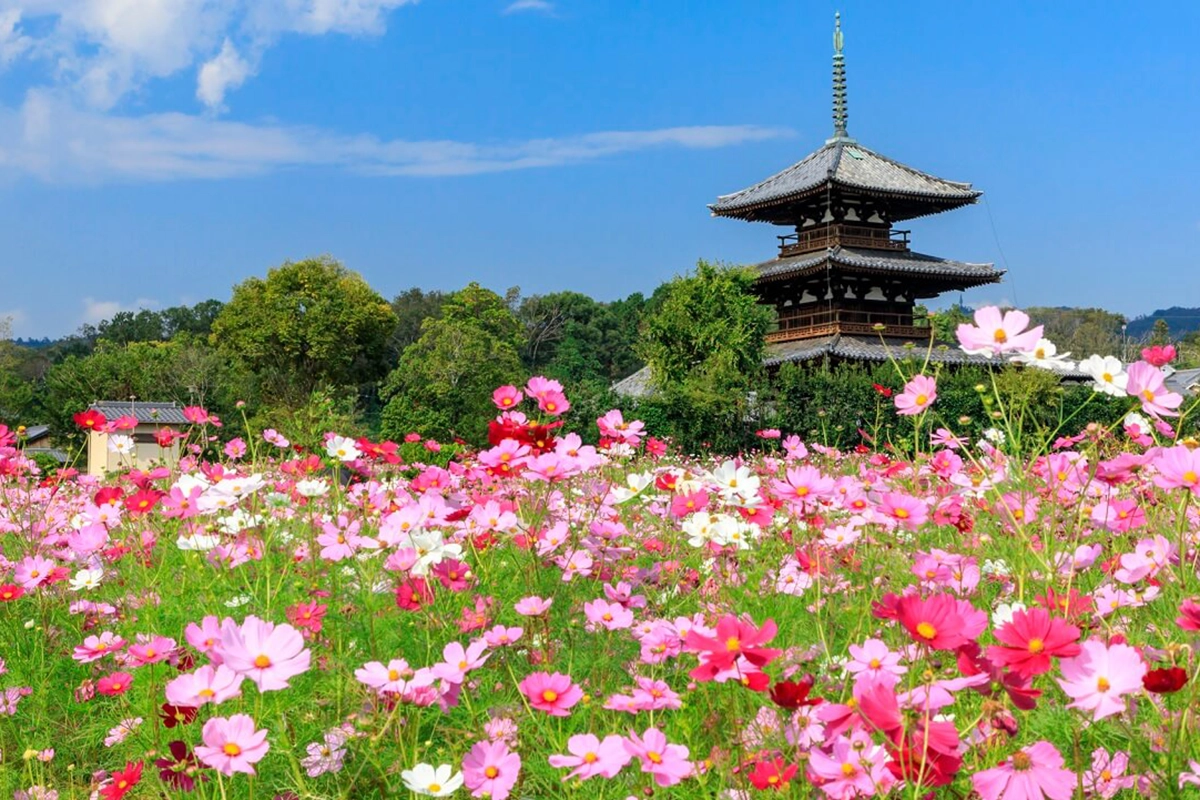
left=991, top=601, right=1026, bottom=628
left=710, top=460, right=761, bottom=502
left=1123, top=411, right=1152, bottom=435
left=401, top=763, right=463, bottom=797
left=177, top=533, right=222, bottom=552
left=70, top=568, right=104, bottom=591
left=1078, top=354, right=1128, bottom=397
left=326, top=435, right=361, bottom=462
left=295, top=479, right=329, bottom=498
left=107, top=434, right=135, bottom=455
left=1010, top=338, right=1075, bottom=371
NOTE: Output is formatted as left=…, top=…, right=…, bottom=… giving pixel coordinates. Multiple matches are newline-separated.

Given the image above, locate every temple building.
left=710, top=13, right=1003, bottom=368
left=613, top=14, right=1003, bottom=399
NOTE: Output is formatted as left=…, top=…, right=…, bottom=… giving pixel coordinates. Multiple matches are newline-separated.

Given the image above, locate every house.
left=23, top=424, right=70, bottom=464
left=1166, top=368, right=1200, bottom=397
left=86, top=401, right=189, bottom=476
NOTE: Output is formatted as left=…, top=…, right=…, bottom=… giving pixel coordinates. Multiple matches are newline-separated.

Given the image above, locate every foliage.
left=516, top=291, right=647, bottom=385
left=1025, top=306, right=1127, bottom=360
left=379, top=283, right=524, bottom=444
left=211, top=257, right=397, bottom=405
left=389, top=287, right=448, bottom=357
left=632, top=261, right=774, bottom=452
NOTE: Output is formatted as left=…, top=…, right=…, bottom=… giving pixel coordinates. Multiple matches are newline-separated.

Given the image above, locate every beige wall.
left=86, top=424, right=181, bottom=476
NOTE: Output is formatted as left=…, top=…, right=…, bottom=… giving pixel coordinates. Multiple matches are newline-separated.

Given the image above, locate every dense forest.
left=2, top=256, right=1196, bottom=454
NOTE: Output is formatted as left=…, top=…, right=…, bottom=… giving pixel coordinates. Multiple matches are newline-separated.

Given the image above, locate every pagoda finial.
left=831, top=11, right=850, bottom=141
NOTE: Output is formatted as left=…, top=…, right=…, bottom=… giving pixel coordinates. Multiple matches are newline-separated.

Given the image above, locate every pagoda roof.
left=764, top=336, right=1087, bottom=379
left=710, top=139, right=981, bottom=224
left=754, top=246, right=1003, bottom=287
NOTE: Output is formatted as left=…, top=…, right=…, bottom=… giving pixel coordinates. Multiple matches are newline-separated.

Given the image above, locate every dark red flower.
left=769, top=675, right=822, bottom=709
left=155, top=740, right=206, bottom=791
left=1143, top=666, right=1188, bottom=694
left=160, top=703, right=198, bottom=728
left=872, top=383, right=894, bottom=398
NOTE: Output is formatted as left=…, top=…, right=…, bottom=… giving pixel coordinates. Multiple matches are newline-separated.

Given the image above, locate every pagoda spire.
left=830, top=11, right=851, bottom=142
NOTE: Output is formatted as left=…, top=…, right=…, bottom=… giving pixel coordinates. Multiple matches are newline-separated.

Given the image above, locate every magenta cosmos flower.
left=164, top=664, right=244, bottom=707
left=1056, top=640, right=1146, bottom=721
left=218, top=616, right=311, bottom=692
left=462, top=740, right=521, bottom=800
left=195, top=714, right=270, bottom=776
left=624, top=727, right=691, bottom=787
left=1126, top=361, right=1183, bottom=419
left=971, top=741, right=1075, bottom=800
left=519, top=672, right=583, bottom=716
left=987, top=608, right=1081, bottom=679
left=894, top=374, right=937, bottom=416
left=956, top=306, right=1044, bottom=357
left=548, top=733, right=630, bottom=780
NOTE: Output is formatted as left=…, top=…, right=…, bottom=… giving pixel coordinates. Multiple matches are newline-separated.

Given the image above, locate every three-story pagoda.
left=710, top=14, right=1003, bottom=367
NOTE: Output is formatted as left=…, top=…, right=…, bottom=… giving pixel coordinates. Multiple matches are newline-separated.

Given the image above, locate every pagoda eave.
left=710, top=185, right=981, bottom=226
left=751, top=247, right=1003, bottom=290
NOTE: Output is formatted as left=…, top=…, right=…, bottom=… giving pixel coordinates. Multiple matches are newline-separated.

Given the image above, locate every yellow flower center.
left=916, top=622, right=937, bottom=640
left=1097, top=676, right=1111, bottom=692
left=894, top=508, right=909, bottom=519
left=869, top=658, right=881, bottom=669
left=583, top=752, right=598, bottom=764
left=388, top=669, right=400, bottom=681
left=485, top=766, right=499, bottom=778
left=254, top=654, right=272, bottom=669
left=542, top=690, right=559, bottom=703
left=726, top=637, right=741, bottom=652
left=648, top=751, right=663, bottom=764
left=223, top=743, right=242, bottom=756
left=1027, top=638, right=1044, bottom=654
left=428, top=783, right=441, bottom=793
left=1184, top=471, right=1198, bottom=484
left=916, top=394, right=928, bottom=405
left=841, top=763, right=857, bottom=776
left=993, top=329, right=1008, bottom=343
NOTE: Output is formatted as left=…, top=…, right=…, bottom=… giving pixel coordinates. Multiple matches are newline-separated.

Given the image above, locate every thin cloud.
left=0, top=91, right=792, bottom=183
left=80, top=296, right=159, bottom=326
left=504, top=0, right=555, bottom=14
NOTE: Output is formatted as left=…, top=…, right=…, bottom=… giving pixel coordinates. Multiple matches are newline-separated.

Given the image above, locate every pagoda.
left=709, top=14, right=1003, bottom=367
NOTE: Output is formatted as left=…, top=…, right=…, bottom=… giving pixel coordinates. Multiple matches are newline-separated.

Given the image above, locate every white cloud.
left=80, top=296, right=159, bottom=326
left=0, top=0, right=419, bottom=111
left=197, top=39, right=253, bottom=110
left=0, top=90, right=792, bottom=182
left=504, top=0, right=554, bottom=14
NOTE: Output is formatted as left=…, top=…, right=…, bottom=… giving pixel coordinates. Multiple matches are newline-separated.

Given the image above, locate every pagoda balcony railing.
left=777, top=225, right=910, bottom=257
left=766, top=308, right=933, bottom=343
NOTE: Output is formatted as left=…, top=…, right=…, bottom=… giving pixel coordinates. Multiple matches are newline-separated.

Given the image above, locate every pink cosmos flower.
left=431, top=640, right=490, bottom=684
left=1141, top=344, right=1176, bottom=366
left=538, top=391, right=570, bottom=416
left=956, top=306, right=1044, bottom=357
left=354, top=658, right=434, bottom=695
left=971, top=741, right=1076, bottom=800
left=462, top=740, right=521, bottom=800
left=1177, top=598, right=1200, bottom=631
left=195, top=714, right=270, bottom=776
left=623, top=727, right=691, bottom=787
left=492, top=385, right=524, bottom=410
left=584, top=599, right=634, bottom=631
left=845, top=639, right=907, bottom=683
left=894, top=374, right=937, bottom=416
left=1082, top=748, right=1135, bottom=798
left=97, top=671, right=134, bottom=696
left=630, top=676, right=682, bottom=711
left=548, top=733, right=631, bottom=780
left=1126, top=361, right=1183, bottom=418
left=876, top=492, right=929, bottom=530
left=165, top=664, right=244, bottom=706
left=514, top=596, right=553, bottom=616
left=482, top=625, right=524, bottom=648
left=185, top=616, right=225, bottom=662
left=895, top=594, right=977, bottom=651
left=520, top=672, right=583, bottom=716
left=808, top=733, right=894, bottom=798
left=73, top=632, right=127, bottom=663
left=987, top=608, right=1081, bottom=678
left=1154, top=445, right=1200, bottom=496
left=218, top=616, right=311, bottom=692
left=14, top=555, right=56, bottom=589
left=127, top=635, right=177, bottom=667
left=1057, top=640, right=1146, bottom=721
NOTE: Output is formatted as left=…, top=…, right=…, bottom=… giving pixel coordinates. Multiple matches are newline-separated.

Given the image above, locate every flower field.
left=3, top=308, right=1200, bottom=799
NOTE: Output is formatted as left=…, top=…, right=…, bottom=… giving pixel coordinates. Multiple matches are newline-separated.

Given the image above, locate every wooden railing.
left=777, top=225, right=910, bottom=257
left=765, top=308, right=933, bottom=343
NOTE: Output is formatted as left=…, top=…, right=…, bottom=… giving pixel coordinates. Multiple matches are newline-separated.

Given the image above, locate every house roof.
left=1166, top=368, right=1200, bottom=395
left=612, top=366, right=654, bottom=399
left=710, top=139, right=981, bottom=223
left=24, top=446, right=69, bottom=463
left=754, top=246, right=1003, bottom=287
left=89, top=401, right=189, bottom=425
left=24, top=424, right=51, bottom=443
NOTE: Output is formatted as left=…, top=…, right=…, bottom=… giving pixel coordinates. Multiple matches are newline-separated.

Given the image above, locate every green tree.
left=633, top=261, right=775, bottom=452
left=210, top=257, right=397, bottom=406
left=379, top=283, right=524, bottom=444
left=0, top=318, right=34, bottom=426
left=389, top=288, right=447, bottom=356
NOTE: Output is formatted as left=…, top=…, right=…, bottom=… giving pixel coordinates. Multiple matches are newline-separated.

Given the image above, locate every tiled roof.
left=755, top=246, right=1003, bottom=285
left=89, top=401, right=189, bottom=425
left=612, top=366, right=653, bottom=399
left=24, top=424, right=51, bottom=442
left=710, top=139, right=980, bottom=220
left=1167, top=368, right=1200, bottom=395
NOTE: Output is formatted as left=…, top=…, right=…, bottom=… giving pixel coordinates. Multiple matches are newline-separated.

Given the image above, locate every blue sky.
left=2, top=0, right=1198, bottom=338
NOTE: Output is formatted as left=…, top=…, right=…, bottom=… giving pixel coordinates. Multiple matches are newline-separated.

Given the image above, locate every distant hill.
left=1126, top=308, right=1200, bottom=339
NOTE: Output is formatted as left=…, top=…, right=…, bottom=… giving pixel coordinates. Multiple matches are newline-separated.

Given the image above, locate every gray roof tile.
left=755, top=246, right=1003, bottom=285
left=89, top=401, right=189, bottom=424
left=711, top=140, right=979, bottom=219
